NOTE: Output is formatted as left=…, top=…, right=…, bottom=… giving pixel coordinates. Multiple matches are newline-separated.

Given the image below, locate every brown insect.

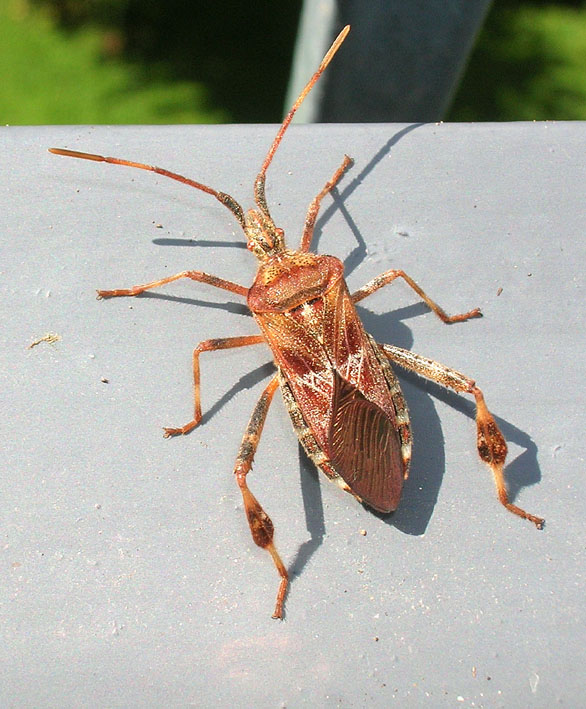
left=50, top=25, right=543, bottom=619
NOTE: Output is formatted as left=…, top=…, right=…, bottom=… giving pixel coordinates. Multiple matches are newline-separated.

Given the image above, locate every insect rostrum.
left=49, top=25, right=544, bottom=620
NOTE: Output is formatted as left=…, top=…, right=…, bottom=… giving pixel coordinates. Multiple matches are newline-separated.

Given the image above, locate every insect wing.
left=329, top=370, right=403, bottom=512
left=255, top=279, right=403, bottom=512
left=255, top=308, right=334, bottom=448
left=325, top=283, right=404, bottom=511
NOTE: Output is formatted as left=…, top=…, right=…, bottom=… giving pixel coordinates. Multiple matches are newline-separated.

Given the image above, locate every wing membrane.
left=329, top=372, right=403, bottom=512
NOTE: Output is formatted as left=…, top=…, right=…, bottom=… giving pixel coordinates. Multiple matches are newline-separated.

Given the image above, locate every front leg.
left=97, top=269, right=248, bottom=299
left=380, top=344, right=544, bottom=529
left=352, top=269, right=481, bottom=323
left=299, top=155, right=353, bottom=252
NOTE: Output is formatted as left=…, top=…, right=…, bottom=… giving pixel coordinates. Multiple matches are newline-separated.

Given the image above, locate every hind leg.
left=380, top=344, right=544, bottom=529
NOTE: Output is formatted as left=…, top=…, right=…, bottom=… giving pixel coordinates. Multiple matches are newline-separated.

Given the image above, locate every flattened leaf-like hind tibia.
left=328, top=371, right=403, bottom=513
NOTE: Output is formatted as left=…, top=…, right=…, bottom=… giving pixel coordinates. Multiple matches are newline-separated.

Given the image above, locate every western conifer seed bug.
left=50, top=25, right=544, bottom=619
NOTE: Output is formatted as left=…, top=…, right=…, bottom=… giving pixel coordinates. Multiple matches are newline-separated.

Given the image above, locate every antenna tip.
left=337, top=25, right=351, bottom=42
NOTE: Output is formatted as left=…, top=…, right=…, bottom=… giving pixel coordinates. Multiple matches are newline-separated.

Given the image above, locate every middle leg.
left=163, top=334, right=265, bottom=437
left=351, top=269, right=481, bottom=323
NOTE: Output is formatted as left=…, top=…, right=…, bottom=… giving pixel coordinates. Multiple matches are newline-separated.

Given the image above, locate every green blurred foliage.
left=21, top=0, right=302, bottom=123
left=0, top=1, right=228, bottom=124
left=450, top=1, right=586, bottom=120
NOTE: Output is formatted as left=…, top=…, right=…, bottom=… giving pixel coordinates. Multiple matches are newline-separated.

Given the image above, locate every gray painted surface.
left=2, top=122, right=584, bottom=706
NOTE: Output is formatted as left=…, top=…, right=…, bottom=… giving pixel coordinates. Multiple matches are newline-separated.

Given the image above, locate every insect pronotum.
left=50, top=25, right=544, bottom=619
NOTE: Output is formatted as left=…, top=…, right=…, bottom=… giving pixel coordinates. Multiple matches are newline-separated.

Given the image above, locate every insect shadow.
left=311, top=123, right=424, bottom=279
left=136, top=291, right=251, bottom=319
left=153, top=237, right=248, bottom=250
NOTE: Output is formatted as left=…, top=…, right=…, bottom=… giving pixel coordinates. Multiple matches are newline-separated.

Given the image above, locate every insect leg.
left=299, top=155, right=354, bottom=252
left=379, top=344, right=544, bottom=529
left=163, top=334, right=265, bottom=438
left=97, top=270, right=248, bottom=299
left=351, top=270, right=481, bottom=323
left=233, top=375, right=289, bottom=619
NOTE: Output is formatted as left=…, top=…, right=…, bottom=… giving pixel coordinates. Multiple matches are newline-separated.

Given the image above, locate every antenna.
left=253, top=25, right=350, bottom=218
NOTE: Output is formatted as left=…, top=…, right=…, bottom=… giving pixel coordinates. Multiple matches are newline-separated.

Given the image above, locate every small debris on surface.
left=28, top=333, right=61, bottom=349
